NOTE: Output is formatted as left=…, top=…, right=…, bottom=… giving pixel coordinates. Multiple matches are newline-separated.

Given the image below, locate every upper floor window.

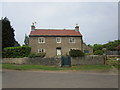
left=56, top=37, right=61, bottom=43
left=69, top=37, right=75, bottom=43
left=38, top=37, right=45, bottom=43
left=38, top=48, right=45, bottom=53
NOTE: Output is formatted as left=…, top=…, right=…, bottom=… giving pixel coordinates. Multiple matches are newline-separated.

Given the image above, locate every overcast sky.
left=2, top=2, right=118, bottom=45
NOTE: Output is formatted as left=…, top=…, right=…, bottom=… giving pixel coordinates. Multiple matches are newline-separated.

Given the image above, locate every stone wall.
left=2, top=55, right=106, bottom=66
left=2, top=57, right=61, bottom=66
left=71, top=55, right=105, bottom=65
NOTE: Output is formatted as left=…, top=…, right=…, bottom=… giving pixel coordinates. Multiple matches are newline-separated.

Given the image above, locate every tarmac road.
left=2, top=69, right=118, bottom=88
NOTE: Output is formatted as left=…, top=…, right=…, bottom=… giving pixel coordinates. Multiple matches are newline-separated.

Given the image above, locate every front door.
left=56, top=47, right=61, bottom=56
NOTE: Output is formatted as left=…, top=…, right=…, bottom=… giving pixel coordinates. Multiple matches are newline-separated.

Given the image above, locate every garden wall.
left=71, top=55, right=106, bottom=65
left=2, top=55, right=106, bottom=66
left=2, top=57, right=61, bottom=66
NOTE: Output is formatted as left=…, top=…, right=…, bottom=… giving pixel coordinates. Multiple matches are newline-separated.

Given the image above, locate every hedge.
left=2, top=46, right=31, bottom=58
left=28, top=53, right=46, bottom=58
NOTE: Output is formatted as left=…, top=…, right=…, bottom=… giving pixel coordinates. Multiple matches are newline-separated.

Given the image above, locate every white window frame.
left=56, top=37, right=61, bottom=43
left=38, top=48, right=45, bottom=53
left=69, top=48, right=77, bottom=51
left=69, top=37, right=76, bottom=43
left=38, top=37, right=45, bottom=43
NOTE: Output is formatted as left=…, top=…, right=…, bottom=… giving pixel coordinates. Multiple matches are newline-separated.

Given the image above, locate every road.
left=2, top=70, right=118, bottom=88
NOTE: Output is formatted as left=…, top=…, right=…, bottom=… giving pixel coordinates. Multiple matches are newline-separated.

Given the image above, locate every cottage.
left=83, top=43, right=93, bottom=54
left=29, top=23, right=92, bottom=57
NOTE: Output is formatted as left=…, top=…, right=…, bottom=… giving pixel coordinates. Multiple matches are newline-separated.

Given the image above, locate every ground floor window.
left=84, top=50, right=89, bottom=53
left=38, top=48, right=45, bottom=53
left=69, top=48, right=78, bottom=51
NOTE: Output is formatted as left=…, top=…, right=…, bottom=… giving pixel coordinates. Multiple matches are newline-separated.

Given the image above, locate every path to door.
left=2, top=70, right=118, bottom=88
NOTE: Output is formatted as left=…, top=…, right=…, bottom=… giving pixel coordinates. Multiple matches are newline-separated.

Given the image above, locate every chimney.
left=31, top=23, right=35, bottom=31
left=75, top=24, right=79, bottom=32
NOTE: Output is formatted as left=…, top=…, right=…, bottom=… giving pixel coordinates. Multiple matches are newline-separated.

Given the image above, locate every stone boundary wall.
left=2, top=57, right=61, bottom=66
left=71, top=55, right=106, bottom=65
left=2, top=55, right=106, bottom=66
left=107, top=55, right=120, bottom=58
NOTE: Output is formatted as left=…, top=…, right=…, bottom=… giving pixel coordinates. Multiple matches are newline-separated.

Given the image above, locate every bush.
left=28, top=53, right=46, bottom=58
left=35, top=53, right=46, bottom=58
left=69, top=49, right=84, bottom=57
left=2, top=46, right=31, bottom=58
left=28, top=53, right=36, bottom=58
left=94, top=50, right=103, bottom=55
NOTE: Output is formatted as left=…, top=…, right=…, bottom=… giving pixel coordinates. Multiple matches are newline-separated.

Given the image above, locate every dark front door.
left=61, top=56, right=71, bottom=67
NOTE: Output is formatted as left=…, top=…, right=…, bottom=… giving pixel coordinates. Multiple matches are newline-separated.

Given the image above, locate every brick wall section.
left=3, top=55, right=105, bottom=66
left=71, top=55, right=105, bottom=65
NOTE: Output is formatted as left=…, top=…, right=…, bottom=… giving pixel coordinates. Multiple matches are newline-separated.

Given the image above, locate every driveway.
left=2, top=69, right=118, bottom=88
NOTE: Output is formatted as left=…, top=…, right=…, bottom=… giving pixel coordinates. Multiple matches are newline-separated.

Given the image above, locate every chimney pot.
left=75, top=24, right=79, bottom=32
left=31, top=23, right=35, bottom=31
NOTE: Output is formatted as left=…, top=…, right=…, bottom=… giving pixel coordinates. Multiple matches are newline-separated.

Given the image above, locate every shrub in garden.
left=28, top=53, right=36, bottom=58
left=94, top=50, right=103, bottom=55
left=2, top=46, right=31, bottom=58
left=28, top=53, right=46, bottom=58
left=69, top=49, right=84, bottom=57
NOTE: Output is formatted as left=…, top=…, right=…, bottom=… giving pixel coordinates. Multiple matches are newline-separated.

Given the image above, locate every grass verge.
left=2, top=64, right=113, bottom=71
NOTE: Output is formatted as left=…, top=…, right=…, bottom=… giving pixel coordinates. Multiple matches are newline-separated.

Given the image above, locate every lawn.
left=2, top=64, right=113, bottom=71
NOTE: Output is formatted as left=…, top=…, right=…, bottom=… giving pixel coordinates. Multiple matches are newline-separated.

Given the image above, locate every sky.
left=1, top=1, right=118, bottom=45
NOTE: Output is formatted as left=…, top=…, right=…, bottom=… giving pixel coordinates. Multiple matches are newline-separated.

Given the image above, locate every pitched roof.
left=29, top=29, right=82, bottom=36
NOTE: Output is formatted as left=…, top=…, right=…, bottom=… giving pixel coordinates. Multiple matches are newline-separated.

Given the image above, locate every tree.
left=94, top=50, right=103, bottom=55
left=92, top=44, right=103, bottom=52
left=2, top=17, right=20, bottom=49
left=103, top=40, right=120, bottom=51
left=24, top=34, right=29, bottom=46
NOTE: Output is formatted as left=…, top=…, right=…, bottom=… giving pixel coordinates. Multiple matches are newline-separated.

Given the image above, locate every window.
left=56, top=37, right=61, bottom=43
left=69, top=48, right=78, bottom=51
left=38, top=48, right=45, bottom=53
left=69, top=37, right=75, bottom=43
left=38, top=37, right=45, bottom=43
left=84, top=50, right=89, bottom=53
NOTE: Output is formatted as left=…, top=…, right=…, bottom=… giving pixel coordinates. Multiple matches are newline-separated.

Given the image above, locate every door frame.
left=56, top=47, right=61, bottom=56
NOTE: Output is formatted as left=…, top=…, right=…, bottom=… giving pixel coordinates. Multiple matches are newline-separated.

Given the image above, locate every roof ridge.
left=30, top=29, right=82, bottom=36
left=35, top=29, right=75, bottom=30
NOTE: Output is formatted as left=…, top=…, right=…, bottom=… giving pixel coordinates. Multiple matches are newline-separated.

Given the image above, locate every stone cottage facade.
left=29, top=24, right=92, bottom=57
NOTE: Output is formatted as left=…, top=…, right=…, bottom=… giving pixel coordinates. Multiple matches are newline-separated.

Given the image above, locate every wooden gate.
left=61, top=56, right=71, bottom=67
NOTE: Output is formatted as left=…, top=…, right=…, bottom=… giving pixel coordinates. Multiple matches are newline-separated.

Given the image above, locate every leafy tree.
left=94, top=50, right=103, bottom=55
left=92, top=44, right=103, bottom=51
left=91, top=40, right=120, bottom=54
left=1, top=17, right=20, bottom=49
left=87, top=44, right=92, bottom=48
left=14, top=41, right=20, bottom=47
left=103, top=40, right=120, bottom=51
left=24, top=34, right=29, bottom=46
